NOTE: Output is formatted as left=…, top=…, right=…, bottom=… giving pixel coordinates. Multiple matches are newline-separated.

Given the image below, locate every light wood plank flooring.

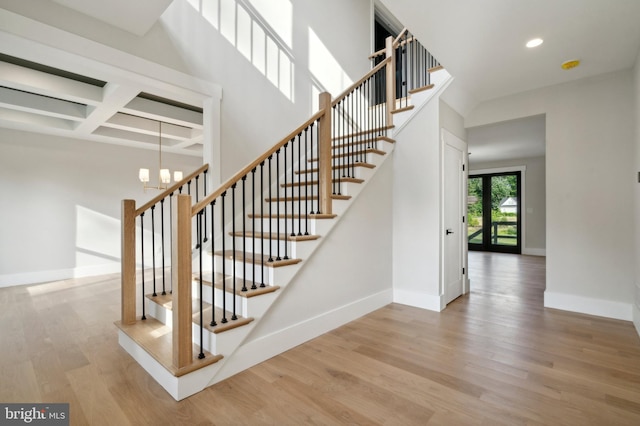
left=1, top=252, right=639, bottom=425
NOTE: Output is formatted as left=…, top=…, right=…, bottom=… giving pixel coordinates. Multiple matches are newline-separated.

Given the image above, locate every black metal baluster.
left=160, top=199, right=166, bottom=295
left=336, top=103, right=340, bottom=196
left=268, top=156, right=273, bottom=263
left=140, top=213, right=146, bottom=320
left=210, top=200, right=216, bottom=327
left=251, top=168, right=257, bottom=290
left=368, top=77, right=373, bottom=148
left=221, top=191, right=227, bottom=324
left=404, top=34, right=408, bottom=107
left=241, top=176, right=248, bottom=292
left=169, top=193, right=173, bottom=294
left=291, top=137, right=296, bottom=238
left=297, top=131, right=303, bottom=236
left=260, top=161, right=266, bottom=287
left=204, top=170, right=208, bottom=243
left=347, top=93, right=352, bottom=178
left=197, top=211, right=205, bottom=359
left=283, top=142, right=288, bottom=260
left=187, top=181, right=191, bottom=196
left=275, top=149, right=281, bottom=261
left=305, top=126, right=310, bottom=218
left=151, top=205, right=157, bottom=297
left=195, top=176, right=200, bottom=249
left=358, top=84, right=362, bottom=163
left=231, top=183, right=238, bottom=320
left=315, top=118, right=322, bottom=214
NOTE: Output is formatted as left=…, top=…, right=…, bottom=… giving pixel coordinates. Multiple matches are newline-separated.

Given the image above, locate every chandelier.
left=138, top=121, right=183, bottom=191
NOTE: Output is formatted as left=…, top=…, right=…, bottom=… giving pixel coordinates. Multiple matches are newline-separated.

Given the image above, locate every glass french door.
left=468, top=172, right=521, bottom=254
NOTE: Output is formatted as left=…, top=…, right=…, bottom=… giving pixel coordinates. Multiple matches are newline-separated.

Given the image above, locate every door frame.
left=441, top=129, right=469, bottom=300
left=468, top=165, right=527, bottom=254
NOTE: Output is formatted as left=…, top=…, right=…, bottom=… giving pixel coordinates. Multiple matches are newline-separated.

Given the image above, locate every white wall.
left=440, top=99, right=467, bottom=142
left=470, top=156, right=546, bottom=255
left=0, top=128, right=201, bottom=286
left=0, top=0, right=374, bottom=284
left=149, top=0, right=373, bottom=179
left=467, top=70, right=635, bottom=321
left=392, top=96, right=443, bottom=310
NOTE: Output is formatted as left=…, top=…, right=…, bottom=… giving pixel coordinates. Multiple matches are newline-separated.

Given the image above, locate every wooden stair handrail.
left=331, top=56, right=391, bottom=108
left=135, top=164, right=209, bottom=216
left=392, top=27, right=409, bottom=46
left=191, top=109, right=326, bottom=217
left=369, top=28, right=410, bottom=59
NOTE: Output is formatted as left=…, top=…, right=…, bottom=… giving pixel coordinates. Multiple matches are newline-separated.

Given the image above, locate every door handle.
left=446, top=229, right=454, bottom=235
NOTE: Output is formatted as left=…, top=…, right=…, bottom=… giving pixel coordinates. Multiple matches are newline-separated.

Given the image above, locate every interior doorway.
left=468, top=171, right=522, bottom=254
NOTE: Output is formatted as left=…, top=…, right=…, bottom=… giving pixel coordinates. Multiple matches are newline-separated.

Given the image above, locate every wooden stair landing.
left=115, top=318, right=223, bottom=377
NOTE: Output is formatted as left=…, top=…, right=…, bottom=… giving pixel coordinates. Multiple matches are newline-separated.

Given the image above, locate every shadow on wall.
left=184, top=0, right=353, bottom=108
left=187, top=0, right=295, bottom=100
left=75, top=205, right=121, bottom=269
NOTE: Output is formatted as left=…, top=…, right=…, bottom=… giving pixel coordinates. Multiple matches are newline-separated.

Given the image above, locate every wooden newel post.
left=318, top=91, right=332, bottom=215
left=121, top=199, right=136, bottom=325
left=172, top=194, right=193, bottom=369
left=385, top=36, right=395, bottom=126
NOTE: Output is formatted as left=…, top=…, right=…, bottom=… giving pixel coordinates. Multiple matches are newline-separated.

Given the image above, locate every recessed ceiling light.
left=526, top=38, right=544, bottom=48
left=561, top=59, right=580, bottom=70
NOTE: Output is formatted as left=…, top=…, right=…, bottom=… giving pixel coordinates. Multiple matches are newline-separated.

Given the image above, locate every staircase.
left=116, top=31, right=452, bottom=400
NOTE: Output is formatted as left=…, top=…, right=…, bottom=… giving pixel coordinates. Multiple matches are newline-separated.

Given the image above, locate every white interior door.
left=442, top=129, right=467, bottom=305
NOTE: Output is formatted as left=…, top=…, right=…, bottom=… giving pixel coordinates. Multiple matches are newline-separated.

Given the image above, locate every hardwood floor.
left=1, top=252, right=640, bottom=425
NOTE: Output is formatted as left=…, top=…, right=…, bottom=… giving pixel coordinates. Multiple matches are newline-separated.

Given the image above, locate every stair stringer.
left=206, top=152, right=397, bottom=387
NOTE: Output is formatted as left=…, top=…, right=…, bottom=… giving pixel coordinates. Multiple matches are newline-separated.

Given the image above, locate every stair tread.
left=212, top=250, right=303, bottom=267
left=229, top=231, right=320, bottom=242
left=332, top=125, right=394, bottom=141
left=146, top=294, right=254, bottom=334
left=281, top=177, right=364, bottom=187
left=408, top=83, right=434, bottom=95
left=309, top=148, right=386, bottom=162
left=193, top=271, right=281, bottom=298
left=248, top=213, right=337, bottom=219
left=295, top=162, right=376, bottom=174
left=264, top=194, right=351, bottom=202
left=115, top=318, right=223, bottom=377
left=332, top=136, right=395, bottom=149
left=392, top=105, right=415, bottom=114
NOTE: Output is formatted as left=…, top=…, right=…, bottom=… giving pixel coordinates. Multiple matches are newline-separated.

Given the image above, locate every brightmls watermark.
left=0, top=404, right=68, bottom=425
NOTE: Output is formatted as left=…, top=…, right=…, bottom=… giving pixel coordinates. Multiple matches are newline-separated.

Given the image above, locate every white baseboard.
left=0, top=263, right=120, bottom=288
left=544, top=291, right=632, bottom=321
left=393, top=289, right=444, bottom=312
left=208, top=289, right=394, bottom=386
left=522, top=248, right=546, bottom=256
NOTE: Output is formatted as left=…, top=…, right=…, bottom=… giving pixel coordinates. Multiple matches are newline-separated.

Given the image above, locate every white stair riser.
left=293, top=166, right=369, bottom=181
left=145, top=297, right=170, bottom=325
left=310, top=152, right=381, bottom=166
left=256, top=218, right=319, bottom=235
left=283, top=181, right=354, bottom=197
left=197, top=322, right=253, bottom=356
left=192, top=280, right=247, bottom=318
